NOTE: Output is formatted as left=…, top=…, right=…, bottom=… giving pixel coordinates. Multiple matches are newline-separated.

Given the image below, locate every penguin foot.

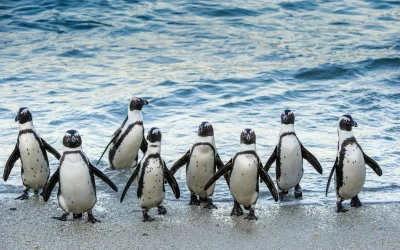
left=278, top=191, right=287, bottom=201
left=157, top=206, right=167, bottom=215
left=142, top=212, right=154, bottom=222
left=87, top=214, right=100, bottom=224
left=230, top=201, right=244, bottom=216
left=244, top=209, right=258, bottom=221
left=203, top=198, right=217, bottom=209
left=53, top=213, right=68, bottom=221
left=350, top=196, right=362, bottom=208
left=336, top=202, right=348, bottom=213
left=294, top=184, right=302, bottom=198
left=15, top=193, right=29, bottom=200
left=73, top=213, right=83, bottom=219
left=189, top=194, right=201, bottom=206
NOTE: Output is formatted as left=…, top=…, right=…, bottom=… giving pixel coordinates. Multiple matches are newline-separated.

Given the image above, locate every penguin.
left=204, top=129, right=278, bottom=220
left=326, top=115, right=382, bottom=213
left=42, top=130, right=118, bottom=223
left=97, top=97, right=148, bottom=170
left=3, top=107, right=61, bottom=200
left=264, top=110, right=323, bottom=200
left=169, top=122, right=228, bottom=209
left=120, top=127, right=180, bottom=222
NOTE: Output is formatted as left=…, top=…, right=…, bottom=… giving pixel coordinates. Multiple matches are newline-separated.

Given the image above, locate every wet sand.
left=1, top=195, right=399, bottom=250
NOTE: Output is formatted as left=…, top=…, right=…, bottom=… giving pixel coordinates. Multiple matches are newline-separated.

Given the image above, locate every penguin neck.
left=19, top=121, right=34, bottom=131
left=196, top=135, right=215, bottom=146
left=146, top=141, right=161, bottom=155
left=338, top=129, right=355, bottom=144
left=240, top=143, right=256, bottom=152
left=63, top=145, right=83, bottom=152
left=280, top=124, right=295, bottom=135
left=128, top=110, right=143, bottom=122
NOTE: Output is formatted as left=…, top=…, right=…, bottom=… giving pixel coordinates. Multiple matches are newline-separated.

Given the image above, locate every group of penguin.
left=3, top=97, right=383, bottom=223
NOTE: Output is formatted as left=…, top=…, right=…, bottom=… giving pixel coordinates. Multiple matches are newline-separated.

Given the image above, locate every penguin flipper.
left=140, top=129, right=148, bottom=154
left=90, top=163, right=118, bottom=192
left=43, top=167, right=60, bottom=202
left=325, top=158, right=337, bottom=196
left=163, top=161, right=180, bottom=199
left=41, top=138, right=61, bottom=160
left=170, top=150, right=190, bottom=175
left=216, top=154, right=229, bottom=187
left=264, top=146, right=277, bottom=172
left=120, top=164, right=140, bottom=203
left=363, top=153, right=382, bottom=176
left=258, top=164, right=279, bottom=202
left=301, top=144, right=323, bottom=174
left=3, top=144, right=20, bottom=181
left=204, top=158, right=232, bottom=191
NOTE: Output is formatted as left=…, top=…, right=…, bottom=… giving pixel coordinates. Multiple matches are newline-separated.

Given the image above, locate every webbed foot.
left=350, top=195, right=362, bottom=208
left=53, top=213, right=68, bottom=221
left=336, top=202, right=348, bottom=213
left=294, top=184, right=303, bottom=198
left=142, top=211, right=154, bottom=222
left=73, top=213, right=83, bottom=219
left=278, top=190, right=288, bottom=201
left=230, top=200, right=243, bottom=216
left=203, top=198, right=217, bottom=209
left=244, top=208, right=258, bottom=221
left=189, top=194, right=201, bottom=206
left=157, top=206, right=167, bottom=215
left=15, top=193, right=29, bottom=200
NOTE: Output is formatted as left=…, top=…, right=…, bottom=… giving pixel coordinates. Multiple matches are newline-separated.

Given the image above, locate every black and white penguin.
left=326, top=115, right=382, bottom=212
left=97, top=97, right=148, bottom=170
left=120, top=128, right=180, bottom=222
left=42, top=130, right=118, bottom=223
left=264, top=110, right=323, bottom=200
left=204, top=129, right=278, bottom=220
left=3, top=107, right=60, bottom=200
left=169, top=122, right=227, bottom=209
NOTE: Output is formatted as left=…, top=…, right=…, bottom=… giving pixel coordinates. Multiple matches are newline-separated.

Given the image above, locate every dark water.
left=0, top=0, right=399, bottom=206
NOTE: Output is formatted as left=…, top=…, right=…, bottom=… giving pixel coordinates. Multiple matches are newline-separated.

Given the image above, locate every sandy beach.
left=1, top=194, right=399, bottom=250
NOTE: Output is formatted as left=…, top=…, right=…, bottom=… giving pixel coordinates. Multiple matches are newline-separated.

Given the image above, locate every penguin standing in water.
left=169, top=122, right=227, bottom=209
left=326, top=115, right=382, bottom=212
left=3, top=107, right=60, bottom=200
left=264, top=110, right=323, bottom=200
left=120, top=128, right=180, bottom=222
left=204, top=129, right=278, bottom=220
left=97, top=97, right=148, bottom=170
left=43, top=130, right=118, bottom=223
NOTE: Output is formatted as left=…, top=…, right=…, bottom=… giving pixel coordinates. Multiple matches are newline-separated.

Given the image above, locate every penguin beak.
left=15, top=114, right=20, bottom=122
left=141, top=99, right=148, bottom=105
left=350, top=120, right=358, bottom=127
left=71, top=136, right=77, bottom=143
left=283, top=115, right=289, bottom=123
left=246, top=134, right=251, bottom=142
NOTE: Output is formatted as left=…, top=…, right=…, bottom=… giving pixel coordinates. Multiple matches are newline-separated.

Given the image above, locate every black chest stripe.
left=137, top=153, right=162, bottom=199
left=336, top=137, right=358, bottom=195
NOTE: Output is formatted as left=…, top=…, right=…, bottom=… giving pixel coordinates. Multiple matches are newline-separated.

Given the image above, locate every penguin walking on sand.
left=326, top=115, right=382, bottom=212
left=3, top=107, right=61, bottom=200
left=169, top=122, right=228, bottom=209
left=204, top=129, right=278, bottom=220
left=264, top=110, right=323, bottom=200
left=43, top=130, right=118, bottom=223
left=120, top=128, right=180, bottom=222
left=97, top=97, right=148, bottom=170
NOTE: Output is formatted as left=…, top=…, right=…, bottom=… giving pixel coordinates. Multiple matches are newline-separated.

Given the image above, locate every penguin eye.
left=21, top=109, right=28, bottom=115
left=251, top=130, right=255, bottom=135
left=281, top=112, right=285, bottom=116
left=288, top=112, right=293, bottom=117
left=132, top=97, right=140, bottom=103
left=242, top=130, right=247, bottom=134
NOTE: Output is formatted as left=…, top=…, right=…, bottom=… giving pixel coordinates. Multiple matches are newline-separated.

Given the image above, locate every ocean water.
left=0, top=0, right=399, bottom=207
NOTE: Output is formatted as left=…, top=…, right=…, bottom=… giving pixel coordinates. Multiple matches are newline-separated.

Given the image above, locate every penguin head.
left=63, top=130, right=82, bottom=148
left=147, top=127, right=162, bottom=143
left=339, top=114, right=357, bottom=131
left=129, top=97, right=148, bottom=111
left=240, top=128, right=256, bottom=145
left=198, top=122, right=214, bottom=137
left=15, top=107, right=32, bottom=124
left=281, top=110, right=295, bottom=124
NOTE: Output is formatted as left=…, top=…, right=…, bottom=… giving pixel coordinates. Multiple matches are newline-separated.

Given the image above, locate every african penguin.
left=264, top=110, right=322, bottom=200
left=120, top=128, right=180, bottom=222
left=3, top=107, right=61, bottom=200
left=204, top=129, right=278, bottom=220
left=170, top=122, right=227, bottom=209
left=42, top=130, right=118, bottom=223
left=326, top=115, right=382, bottom=212
left=97, top=97, right=148, bottom=170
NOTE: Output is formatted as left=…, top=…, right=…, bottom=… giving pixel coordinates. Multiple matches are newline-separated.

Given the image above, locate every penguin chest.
left=186, top=145, right=215, bottom=198
left=18, top=133, right=49, bottom=190
left=277, top=135, right=303, bottom=190
left=229, top=154, right=259, bottom=206
left=138, top=158, right=165, bottom=209
left=337, top=144, right=366, bottom=200
left=59, top=154, right=96, bottom=214
left=110, top=125, right=143, bottom=169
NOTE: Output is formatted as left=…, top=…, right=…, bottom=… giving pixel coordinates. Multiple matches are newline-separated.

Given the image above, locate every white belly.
left=229, top=154, right=259, bottom=206
left=337, top=145, right=366, bottom=200
left=186, top=145, right=216, bottom=198
left=59, top=154, right=96, bottom=214
left=19, top=133, right=49, bottom=190
left=138, top=157, right=165, bottom=209
left=277, top=135, right=303, bottom=191
left=110, top=125, right=143, bottom=169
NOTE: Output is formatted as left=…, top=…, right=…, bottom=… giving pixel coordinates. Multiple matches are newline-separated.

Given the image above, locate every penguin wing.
left=363, top=153, right=383, bottom=176
left=89, top=163, right=118, bottom=192
left=325, top=158, right=337, bottom=196
left=204, top=158, right=232, bottom=191
left=216, top=154, right=230, bottom=187
left=3, top=144, right=20, bottom=181
left=120, top=163, right=141, bottom=203
left=258, top=163, right=279, bottom=202
left=264, top=146, right=277, bottom=172
left=163, top=161, right=180, bottom=199
left=140, top=128, right=148, bottom=154
left=43, top=167, right=60, bottom=202
left=96, top=116, right=128, bottom=165
left=301, top=144, right=323, bottom=174
left=170, top=150, right=190, bottom=175
left=41, top=138, right=61, bottom=160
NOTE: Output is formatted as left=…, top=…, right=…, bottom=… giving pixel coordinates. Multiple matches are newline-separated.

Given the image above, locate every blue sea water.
left=0, top=0, right=399, bottom=206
